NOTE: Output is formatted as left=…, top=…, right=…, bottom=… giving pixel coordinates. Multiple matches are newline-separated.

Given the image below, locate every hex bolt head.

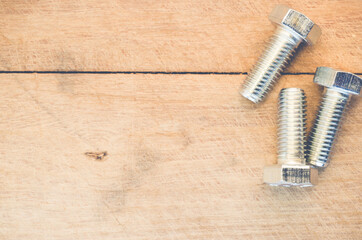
left=269, top=5, right=322, bottom=45
left=307, top=67, right=362, bottom=168
left=241, top=5, right=321, bottom=103
left=264, top=164, right=318, bottom=187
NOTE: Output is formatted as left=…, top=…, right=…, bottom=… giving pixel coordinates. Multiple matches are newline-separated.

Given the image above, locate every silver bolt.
left=264, top=88, right=318, bottom=187
left=307, top=67, right=362, bottom=168
left=241, top=5, right=321, bottom=103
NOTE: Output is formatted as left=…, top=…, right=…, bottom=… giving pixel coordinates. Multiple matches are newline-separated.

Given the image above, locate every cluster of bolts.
left=240, top=5, right=361, bottom=187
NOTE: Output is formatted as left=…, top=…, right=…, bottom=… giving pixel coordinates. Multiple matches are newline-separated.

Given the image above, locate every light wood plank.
left=0, top=0, right=361, bottom=72
left=0, top=73, right=361, bottom=239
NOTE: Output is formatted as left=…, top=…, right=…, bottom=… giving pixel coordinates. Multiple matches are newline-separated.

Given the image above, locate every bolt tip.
left=240, top=90, right=260, bottom=104
left=307, top=158, right=328, bottom=168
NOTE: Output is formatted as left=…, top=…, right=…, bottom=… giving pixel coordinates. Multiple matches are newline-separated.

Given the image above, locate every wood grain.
left=0, top=73, right=361, bottom=239
left=0, top=0, right=361, bottom=72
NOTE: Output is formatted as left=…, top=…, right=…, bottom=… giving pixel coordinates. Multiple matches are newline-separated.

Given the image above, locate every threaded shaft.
left=241, top=26, right=303, bottom=103
left=277, top=88, right=307, bottom=165
left=306, top=88, right=350, bottom=167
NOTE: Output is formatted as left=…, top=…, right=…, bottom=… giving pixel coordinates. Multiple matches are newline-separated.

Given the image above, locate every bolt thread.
left=277, top=88, right=307, bottom=165
left=241, top=26, right=303, bottom=103
left=306, top=88, right=349, bottom=167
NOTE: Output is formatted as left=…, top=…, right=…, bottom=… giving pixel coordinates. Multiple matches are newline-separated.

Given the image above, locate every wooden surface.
left=0, top=1, right=361, bottom=239
left=0, top=0, right=361, bottom=72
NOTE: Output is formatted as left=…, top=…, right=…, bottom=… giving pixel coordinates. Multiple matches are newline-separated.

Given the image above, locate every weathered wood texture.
left=0, top=0, right=361, bottom=72
left=0, top=74, right=361, bottom=239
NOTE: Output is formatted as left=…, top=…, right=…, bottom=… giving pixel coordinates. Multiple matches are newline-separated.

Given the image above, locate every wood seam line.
left=0, top=71, right=361, bottom=75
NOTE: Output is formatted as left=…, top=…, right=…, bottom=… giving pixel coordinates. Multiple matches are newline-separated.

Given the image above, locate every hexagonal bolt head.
left=314, top=67, right=362, bottom=95
left=263, top=164, right=318, bottom=187
left=269, top=5, right=321, bottom=45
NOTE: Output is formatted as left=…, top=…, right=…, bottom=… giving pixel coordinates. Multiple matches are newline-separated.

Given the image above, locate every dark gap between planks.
left=0, top=71, right=360, bottom=75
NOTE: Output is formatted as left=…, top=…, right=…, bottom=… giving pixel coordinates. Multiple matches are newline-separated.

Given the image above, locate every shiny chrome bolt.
left=241, top=5, right=321, bottom=103
left=264, top=88, right=318, bottom=187
left=307, top=67, right=362, bottom=168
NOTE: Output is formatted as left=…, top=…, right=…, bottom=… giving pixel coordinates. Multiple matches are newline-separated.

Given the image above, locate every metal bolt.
left=307, top=67, right=362, bottom=168
left=264, top=88, right=318, bottom=187
left=241, top=5, right=321, bottom=103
